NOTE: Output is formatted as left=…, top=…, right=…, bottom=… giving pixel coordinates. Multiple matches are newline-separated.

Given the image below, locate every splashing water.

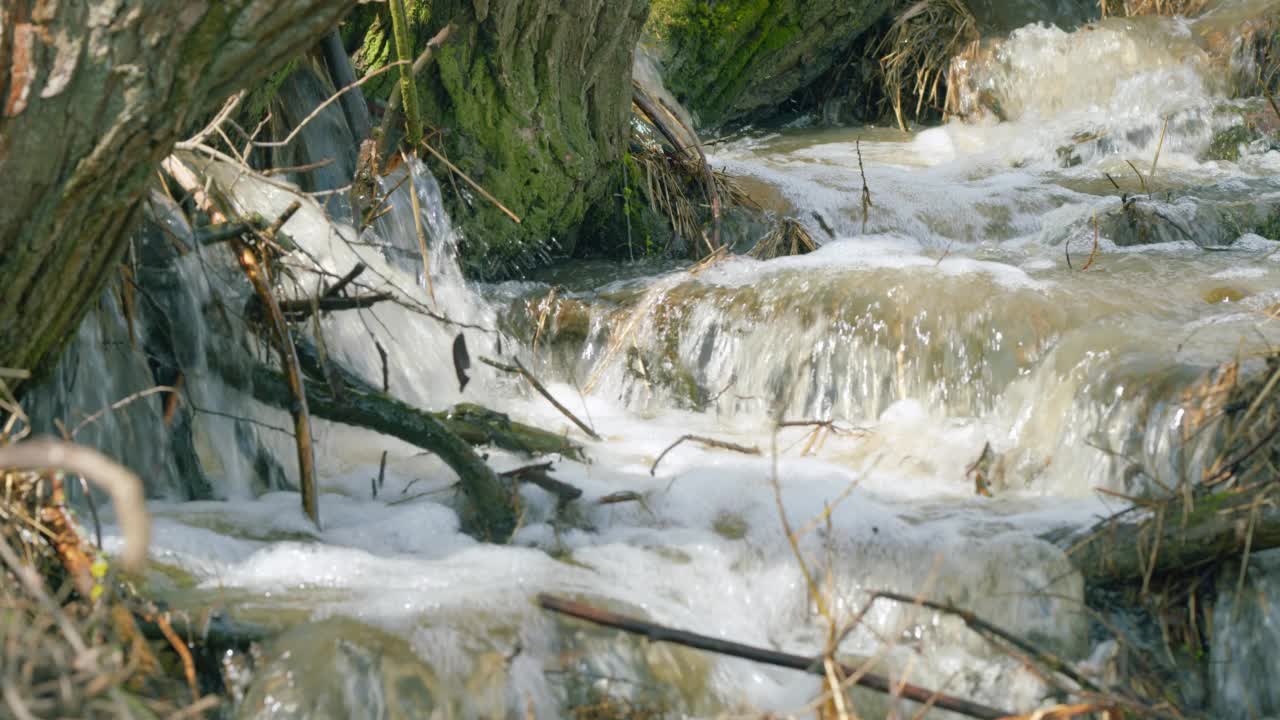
left=25, top=5, right=1280, bottom=717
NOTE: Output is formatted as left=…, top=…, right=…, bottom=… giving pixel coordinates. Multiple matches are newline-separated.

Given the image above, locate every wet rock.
left=1211, top=548, right=1280, bottom=719
left=1098, top=192, right=1280, bottom=249
left=924, top=534, right=1089, bottom=658
left=237, top=618, right=443, bottom=720
left=1203, top=285, right=1249, bottom=304
left=547, top=596, right=725, bottom=717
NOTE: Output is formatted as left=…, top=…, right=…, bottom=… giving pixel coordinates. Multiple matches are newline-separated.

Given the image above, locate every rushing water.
left=25, top=4, right=1280, bottom=718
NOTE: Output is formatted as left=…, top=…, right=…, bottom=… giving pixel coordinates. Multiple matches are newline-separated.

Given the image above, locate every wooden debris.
left=537, top=594, right=1014, bottom=720
left=650, top=434, right=760, bottom=476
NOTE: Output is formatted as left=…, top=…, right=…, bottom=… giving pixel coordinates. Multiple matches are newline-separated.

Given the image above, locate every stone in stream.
left=1211, top=548, right=1280, bottom=719
left=237, top=618, right=444, bottom=720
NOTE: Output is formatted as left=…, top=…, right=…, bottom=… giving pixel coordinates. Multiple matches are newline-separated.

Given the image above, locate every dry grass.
left=749, top=217, right=817, bottom=260
left=1230, top=18, right=1280, bottom=100
left=1103, top=0, right=1209, bottom=18
left=1203, top=351, right=1280, bottom=489
left=628, top=135, right=756, bottom=259
left=874, top=0, right=978, bottom=131
left=0, top=427, right=214, bottom=719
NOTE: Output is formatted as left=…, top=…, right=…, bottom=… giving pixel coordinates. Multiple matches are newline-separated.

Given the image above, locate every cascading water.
left=24, top=1, right=1280, bottom=716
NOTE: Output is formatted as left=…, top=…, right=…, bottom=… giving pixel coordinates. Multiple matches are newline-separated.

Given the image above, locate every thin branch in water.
left=420, top=140, right=523, bottom=225
left=1081, top=212, right=1101, bottom=271
left=1125, top=159, right=1148, bottom=195
left=481, top=356, right=601, bottom=440
left=650, top=433, right=760, bottom=475
left=858, top=139, right=873, bottom=233
left=70, top=386, right=177, bottom=438
left=276, top=293, right=394, bottom=321
left=243, top=60, right=410, bottom=150
left=935, top=238, right=955, bottom=266
left=323, top=263, right=367, bottom=297
left=501, top=461, right=583, bottom=507
left=537, top=594, right=1014, bottom=720
left=866, top=590, right=1101, bottom=694
left=1148, top=116, right=1169, bottom=188
left=262, top=157, right=336, bottom=177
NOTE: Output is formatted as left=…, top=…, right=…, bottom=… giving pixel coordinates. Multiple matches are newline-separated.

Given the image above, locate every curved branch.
left=0, top=438, right=150, bottom=573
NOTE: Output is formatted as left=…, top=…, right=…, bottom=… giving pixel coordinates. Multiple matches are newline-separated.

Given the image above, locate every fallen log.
left=1057, top=482, right=1280, bottom=588
left=442, top=403, right=585, bottom=461
left=288, top=339, right=584, bottom=460
left=210, top=353, right=517, bottom=541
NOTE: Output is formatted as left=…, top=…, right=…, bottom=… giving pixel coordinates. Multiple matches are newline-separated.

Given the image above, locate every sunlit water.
left=30, top=6, right=1280, bottom=718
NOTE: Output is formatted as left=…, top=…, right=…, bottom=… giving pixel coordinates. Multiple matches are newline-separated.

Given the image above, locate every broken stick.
left=481, top=356, right=601, bottom=440
left=650, top=434, right=760, bottom=475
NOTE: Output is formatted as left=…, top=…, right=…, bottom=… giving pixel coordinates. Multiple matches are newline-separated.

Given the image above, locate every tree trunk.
left=0, top=0, right=356, bottom=389
left=644, top=0, right=894, bottom=127
left=354, top=0, right=651, bottom=277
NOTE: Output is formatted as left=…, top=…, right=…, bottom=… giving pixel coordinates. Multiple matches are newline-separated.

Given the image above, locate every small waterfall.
left=20, top=7, right=1280, bottom=714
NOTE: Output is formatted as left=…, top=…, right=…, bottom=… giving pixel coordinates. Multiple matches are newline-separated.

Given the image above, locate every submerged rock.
left=238, top=618, right=444, bottom=720
left=1089, top=187, right=1280, bottom=249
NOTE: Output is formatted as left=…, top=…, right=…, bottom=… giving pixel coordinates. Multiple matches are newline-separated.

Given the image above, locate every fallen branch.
left=288, top=339, right=584, bottom=459
left=537, top=594, right=1014, bottom=720
left=212, top=354, right=549, bottom=541
left=322, top=262, right=367, bottom=297
left=481, top=356, right=600, bottom=440
left=501, top=462, right=583, bottom=507
left=165, top=161, right=319, bottom=528
left=650, top=434, right=760, bottom=475
left=633, top=83, right=720, bottom=252
left=228, top=202, right=320, bottom=529
left=276, top=292, right=393, bottom=320
left=865, top=591, right=1100, bottom=694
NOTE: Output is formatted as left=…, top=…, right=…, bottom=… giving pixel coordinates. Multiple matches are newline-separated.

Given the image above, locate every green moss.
left=242, top=58, right=301, bottom=123
left=353, top=0, right=647, bottom=277
left=712, top=511, right=749, bottom=540
left=645, top=0, right=893, bottom=126
left=1204, top=124, right=1256, bottom=162
left=1257, top=207, right=1280, bottom=241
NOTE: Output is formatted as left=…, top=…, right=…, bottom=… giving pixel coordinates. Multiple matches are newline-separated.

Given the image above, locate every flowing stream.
left=27, top=3, right=1280, bottom=718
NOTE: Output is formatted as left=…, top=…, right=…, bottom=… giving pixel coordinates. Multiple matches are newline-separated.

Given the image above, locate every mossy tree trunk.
left=356, top=0, right=651, bottom=277
left=0, top=0, right=356, bottom=389
left=645, top=0, right=894, bottom=127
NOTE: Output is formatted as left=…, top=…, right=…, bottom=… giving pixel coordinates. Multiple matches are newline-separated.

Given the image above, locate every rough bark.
left=0, top=0, right=356, bottom=388
left=355, top=0, right=651, bottom=277
left=289, top=336, right=585, bottom=460
left=644, top=0, right=894, bottom=127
